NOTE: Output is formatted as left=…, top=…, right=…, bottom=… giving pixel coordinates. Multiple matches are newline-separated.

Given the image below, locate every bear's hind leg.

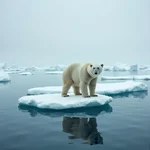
left=61, top=80, right=73, bottom=97
left=62, top=84, right=71, bottom=97
left=72, top=86, right=82, bottom=95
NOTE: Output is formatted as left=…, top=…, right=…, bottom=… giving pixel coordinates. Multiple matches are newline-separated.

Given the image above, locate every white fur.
left=87, top=64, right=103, bottom=78
left=62, top=63, right=104, bottom=97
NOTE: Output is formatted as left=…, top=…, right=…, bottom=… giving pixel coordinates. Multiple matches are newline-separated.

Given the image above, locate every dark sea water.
left=0, top=71, right=150, bottom=150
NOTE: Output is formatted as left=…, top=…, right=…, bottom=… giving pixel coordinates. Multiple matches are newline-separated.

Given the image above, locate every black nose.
left=95, top=72, right=97, bottom=75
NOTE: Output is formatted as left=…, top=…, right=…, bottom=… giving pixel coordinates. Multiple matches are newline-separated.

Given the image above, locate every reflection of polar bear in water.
left=62, top=117, right=103, bottom=145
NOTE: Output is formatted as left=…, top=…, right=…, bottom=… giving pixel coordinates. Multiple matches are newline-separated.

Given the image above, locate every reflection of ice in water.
left=0, top=82, right=10, bottom=88
left=18, top=104, right=113, bottom=118
left=18, top=105, right=112, bottom=145
left=62, top=117, right=103, bottom=145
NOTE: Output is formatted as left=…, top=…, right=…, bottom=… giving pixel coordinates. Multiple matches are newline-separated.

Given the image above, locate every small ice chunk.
left=18, top=94, right=112, bottom=110
left=0, top=62, right=7, bottom=70
left=0, top=71, right=11, bottom=82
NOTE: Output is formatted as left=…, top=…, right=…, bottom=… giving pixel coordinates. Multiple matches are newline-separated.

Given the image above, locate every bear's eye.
left=90, top=65, right=93, bottom=67
left=97, top=67, right=99, bottom=69
left=93, top=67, right=95, bottom=69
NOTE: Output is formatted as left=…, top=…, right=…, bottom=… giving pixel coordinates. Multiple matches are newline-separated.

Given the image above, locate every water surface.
left=0, top=71, right=150, bottom=150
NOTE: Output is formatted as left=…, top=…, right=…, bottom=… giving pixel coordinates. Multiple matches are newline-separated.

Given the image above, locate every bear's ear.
left=90, top=64, right=93, bottom=67
left=101, top=64, right=104, bottom=67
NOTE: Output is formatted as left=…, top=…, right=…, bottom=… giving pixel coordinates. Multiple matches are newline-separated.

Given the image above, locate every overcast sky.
left=0, top=0, right=150, bottom=66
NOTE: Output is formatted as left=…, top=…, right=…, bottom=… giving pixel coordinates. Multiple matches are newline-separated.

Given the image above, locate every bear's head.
left=87, top=64, right=104, bottom=78
left=88, top=131, right=103, bottom=145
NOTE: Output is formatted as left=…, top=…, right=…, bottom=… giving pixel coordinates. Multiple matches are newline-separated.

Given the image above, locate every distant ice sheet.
left=44, top=65, right=66, bottom=71
left=19, top=72, right=33, bottom=75
left=18, top=94, right=112, bottom=110
left=4, top=63, right=150, bottom=73
left=104, top=63, right=138, bottom=72
left=101, top=75, right=150, bottom=80
left=27, top=81, right=147, bottom=95
left=4, top=64, right=66, bottom=73
left=45, top=71, right=63, bottom=74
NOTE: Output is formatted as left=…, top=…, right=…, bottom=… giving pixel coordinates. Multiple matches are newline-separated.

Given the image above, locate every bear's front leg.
left=80, top=82, right=90, bottom=98
left=89, top=78, right=98, bottom=97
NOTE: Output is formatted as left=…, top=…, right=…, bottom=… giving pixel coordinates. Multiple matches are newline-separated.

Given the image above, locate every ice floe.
left=27, top=81, right=147, bottom=95
left=18, top=94, right=112, bottom=110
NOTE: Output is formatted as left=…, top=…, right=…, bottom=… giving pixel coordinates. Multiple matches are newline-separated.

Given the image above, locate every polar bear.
left=61, top=63, right=104, bottom=97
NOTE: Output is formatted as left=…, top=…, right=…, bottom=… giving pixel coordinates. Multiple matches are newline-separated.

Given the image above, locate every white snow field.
left=27, top=81, right=147, bottom=95
left=18, top=94, right=112, bottom=110
left=101, top=75, right=150, bottom=81
left=0, top=71, right=11, bottom=82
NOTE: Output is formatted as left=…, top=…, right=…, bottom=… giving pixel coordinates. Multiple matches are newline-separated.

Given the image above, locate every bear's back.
left=62, top=63, right=82, bottom=85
